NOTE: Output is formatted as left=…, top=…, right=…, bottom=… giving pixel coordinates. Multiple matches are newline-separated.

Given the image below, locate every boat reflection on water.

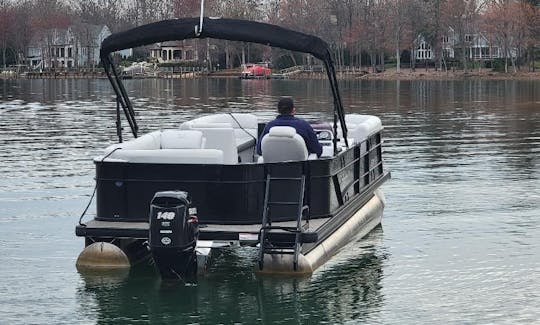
left=77, top=228, right=386, bottom=323
left=77, top=268, right=130, bottom=289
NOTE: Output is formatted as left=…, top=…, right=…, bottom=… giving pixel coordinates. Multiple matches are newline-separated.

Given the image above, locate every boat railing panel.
left=92, top=130, right=387, bottom=223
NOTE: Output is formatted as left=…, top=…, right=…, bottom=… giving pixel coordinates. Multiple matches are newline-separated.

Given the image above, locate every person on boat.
left=257, top=97, right=323, bottom=157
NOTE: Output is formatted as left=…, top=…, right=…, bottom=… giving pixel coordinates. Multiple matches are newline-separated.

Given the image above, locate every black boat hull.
left=94, top=133, right=384, bottom=225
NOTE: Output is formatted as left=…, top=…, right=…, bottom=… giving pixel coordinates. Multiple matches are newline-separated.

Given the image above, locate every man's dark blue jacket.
left=256, top=115, right=323, bottom=157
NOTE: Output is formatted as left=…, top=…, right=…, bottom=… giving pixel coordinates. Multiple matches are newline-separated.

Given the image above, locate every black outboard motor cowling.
left=149, top=191, right=199, bottom=280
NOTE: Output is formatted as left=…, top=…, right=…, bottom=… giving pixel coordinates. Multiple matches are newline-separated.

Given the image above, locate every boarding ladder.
left=258, top=174, right=310, bottom=271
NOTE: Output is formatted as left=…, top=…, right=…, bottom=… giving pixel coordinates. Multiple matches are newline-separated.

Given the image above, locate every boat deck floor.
left=76, top=217, right=331, bottom=243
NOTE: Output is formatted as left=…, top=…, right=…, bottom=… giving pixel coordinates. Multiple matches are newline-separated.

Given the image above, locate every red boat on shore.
left=240, top=63, right=272, bottom=79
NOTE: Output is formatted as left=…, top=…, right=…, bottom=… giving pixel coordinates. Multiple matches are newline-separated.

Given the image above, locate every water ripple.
left=0, top=78, right=539, bottom=324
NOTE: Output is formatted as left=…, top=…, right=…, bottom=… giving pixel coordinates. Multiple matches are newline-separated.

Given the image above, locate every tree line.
left=1, top=0, right=539, bottom=72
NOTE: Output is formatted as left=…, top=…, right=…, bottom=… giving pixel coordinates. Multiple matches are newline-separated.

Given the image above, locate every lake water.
left=0, top=78, right=538, bottom=324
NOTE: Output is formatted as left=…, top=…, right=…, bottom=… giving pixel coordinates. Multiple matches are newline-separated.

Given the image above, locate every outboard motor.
left=149, top=191, right=199, bottom=280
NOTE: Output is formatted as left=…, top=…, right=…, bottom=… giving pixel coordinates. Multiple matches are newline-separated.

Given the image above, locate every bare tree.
left=386, top=0, right=410, bottom=73
left=483, top=0, right=527, bottom=72
left=74, top=0, right=123, bottom=31
left=424, top=0, right=444, bottom=70
left=0, top=0, right=13, bottom=68
left=2, top=0, right=537, bottom=74
left=521, top=0, right=540, bottom=71
left=11, top=1, right=33, bottom=66
left=28, top=0, right=72, bottom=69
left=441, top=0, right=490, bottom=72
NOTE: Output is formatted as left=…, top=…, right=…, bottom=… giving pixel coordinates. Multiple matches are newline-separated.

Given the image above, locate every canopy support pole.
left=102, top=55, right=138, bottom=140
left=195, top=0, right=205, bottom=36
left=324, top=57, right=348, bottom=156
left=116, top=96, right=123, bottom=143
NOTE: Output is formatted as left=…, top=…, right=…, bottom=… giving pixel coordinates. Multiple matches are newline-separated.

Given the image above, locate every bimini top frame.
left=100, top=17, right=349, bottom=153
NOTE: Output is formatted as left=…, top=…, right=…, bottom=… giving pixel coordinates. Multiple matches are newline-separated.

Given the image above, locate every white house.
left=414, top=35, right=434, bottom=61
left=26, top=24, right=111, bottom=69
left=413, top=27, right=516, bottom=62
left=149, top=40, right=198, bottom=63
left=442, top=28, right=507, bottom=60
left=463, top=33, right=514, bottom=60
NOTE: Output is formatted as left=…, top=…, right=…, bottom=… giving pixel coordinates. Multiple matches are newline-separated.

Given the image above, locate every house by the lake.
left=414, top=36, right=434, bottom=61
left=26, top=24, right=112, bottom=69
left=149, top=40, right=199, bottom=63
left=413, top=27, right=516, bottom=62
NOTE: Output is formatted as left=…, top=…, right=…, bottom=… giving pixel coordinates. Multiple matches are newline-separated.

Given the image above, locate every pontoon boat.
left=75, top=17, right=390, bottom=280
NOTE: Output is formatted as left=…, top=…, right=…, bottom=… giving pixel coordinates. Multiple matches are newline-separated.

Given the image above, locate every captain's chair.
left=261, top=126, right=309, bottom=163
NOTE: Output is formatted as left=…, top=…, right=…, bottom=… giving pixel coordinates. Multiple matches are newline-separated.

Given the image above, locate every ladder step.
left=263, top=243, right=294, bottom=248
left=267, top=201, right=300, bottom=205
left=260, top=226, right=301, bottom=233
left=263, top=239, right=296, bottom=243
left=263, top=242, right=297, bottom=248
left=262, top=249, right=296, bottom=255
left=268, top=177, right=304, bottom=181
left=259, top=173, right=307, bottom=271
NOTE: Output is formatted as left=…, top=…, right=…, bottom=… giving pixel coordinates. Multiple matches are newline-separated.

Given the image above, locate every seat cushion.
left=107, top=149, right=224, bottom=164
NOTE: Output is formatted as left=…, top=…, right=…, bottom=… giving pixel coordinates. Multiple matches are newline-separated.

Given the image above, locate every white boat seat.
left=181, top=113, right=257, bottom=132
left=100, top=130, right=221, bottom=164
left=338, top=114, right=382, bottom=144
left=261, top=126, right=309, bottom=163
left=180, top=113, right=258, bottom=147
left=100, top=113, right=260, bottom=165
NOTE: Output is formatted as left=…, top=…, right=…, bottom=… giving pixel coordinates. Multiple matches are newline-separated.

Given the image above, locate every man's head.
left=277, top=97, right=295, bottom=115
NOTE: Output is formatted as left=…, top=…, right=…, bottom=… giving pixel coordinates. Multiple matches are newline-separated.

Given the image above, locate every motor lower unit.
left=149, top=191, right=199, bottom=280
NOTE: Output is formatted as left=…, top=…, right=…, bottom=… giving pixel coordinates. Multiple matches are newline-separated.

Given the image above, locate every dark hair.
left=277, top=97, right=294, bottom=115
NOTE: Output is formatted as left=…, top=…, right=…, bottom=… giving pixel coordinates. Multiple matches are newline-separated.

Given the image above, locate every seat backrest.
left=160, top=130, right=204, bottom=149
left=191, top=113, right=258, bottom=130
left=195, top=128, right=238, bottom=164
left=261, top=126, right=308, bottom=163
left=180, top=122, right=233, bottom=130
left=180, top=113, right=258, bottom=144
left=178, top=122, right=238, bottom=164
left=339, top=114, right=382, bottom=144
left=103, top=131, right=161, bottom=154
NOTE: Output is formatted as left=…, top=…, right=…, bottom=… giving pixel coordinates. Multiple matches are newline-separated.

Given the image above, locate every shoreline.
left=1, top=67, right=539, bottom=80
left=350, top=67, right=540, bottom=80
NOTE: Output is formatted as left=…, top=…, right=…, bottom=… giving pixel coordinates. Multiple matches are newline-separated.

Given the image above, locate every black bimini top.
left=100, top=18, right=331, bottom=62
left=100, top=17, right=347, bottom=149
